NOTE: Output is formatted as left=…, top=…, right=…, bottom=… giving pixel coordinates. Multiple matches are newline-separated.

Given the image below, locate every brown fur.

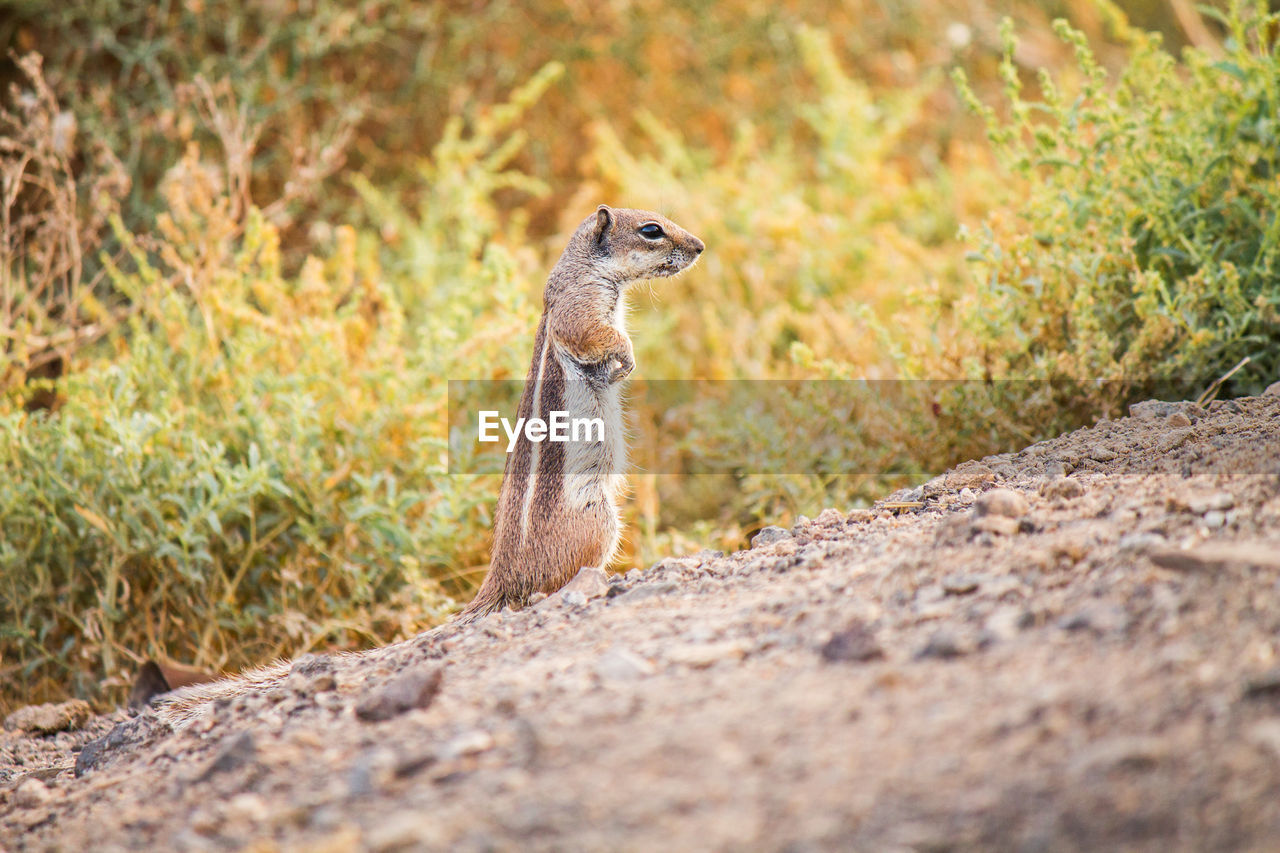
left=463, top=206, right=704, bottom=616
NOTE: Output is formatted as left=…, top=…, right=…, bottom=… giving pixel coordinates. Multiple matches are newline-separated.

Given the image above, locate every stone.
left=1130, top=400, right=1180, bottom=419
left=288, top=654, right=338, bottom=695
left=1058, top=604, right=1127, bottom=635
left=560, top=566, right=610, bottom=601
left=1040, top=477, right=1084, bottom=500
left=747, top=525, right=788, bottom=545
left=915, top=629, right=971, bottom=660
left=1088, top=445, right=1118, bottom=462
left=846, top=509, right=875, bottom=524
left=971, top=515, right=1020, bottom=536
left=667, top=641, right=748, bottom=669
left=1243, top=669, right=1280, bottom=701
left=919, top=475, right=948, bottom=497
left=815, top=508, right=844, bottom=527
left=438, top=730, right=494, bottom=760
left=1072, top=736, right=1166, bottom=774
left=12, top=777, right=52, bottom=809
left=347, top=749, right=390, bottom=796
left=618, top=581, right=679, bottom=601
left=1263, top=381, right=1280, bottom=398
left=224, top=792, right=269, bottom=824
left=365, top=813, right=445, bottom=852
left=73, top=715, right=156, bottom=778
left=560, top=590, right=588, bottom=607
left=1157, top=428, right=1194, bottom=453
left=1188, top=492, right=1235, bottom=514
left=916, top=584, right=945, bottom=605
left=973, top=488, right=1028, bottom=519
left=820, top=622, right=885, bottom=663
left=594, top=647, right=655, bottom=681
left=1149, top=543, right=1280, bottom=572
left=945, top=463, right=995, bottom=490
left=74, top=737, right=109, bottom=778
left=933, top=514, right=972, bottom=545
left=983, top=607, right=1025, bottom=642
left=4, top=700, right=92, bottom=735
left=941, top=574, right=981, bottom=595
left=1165, top=411, right=1193, bottom=428
left=354, top=664, right=444, bottom=722
left=652, top=556, right=702, bottom=574
left=198, top=731, right=256, bottom=781
left=1117, top=532, right=1165, bottom=553
left=1042, top=461, right=1068, bottom=480
left=1247, top=719, right=1280, bottom=758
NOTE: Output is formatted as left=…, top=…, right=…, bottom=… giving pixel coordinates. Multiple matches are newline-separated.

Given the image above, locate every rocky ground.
left=3, top=391, right=1280, bottom=852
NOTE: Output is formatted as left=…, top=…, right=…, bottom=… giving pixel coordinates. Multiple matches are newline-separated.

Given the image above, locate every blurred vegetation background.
left=1, top=0, right=1276, bottom=709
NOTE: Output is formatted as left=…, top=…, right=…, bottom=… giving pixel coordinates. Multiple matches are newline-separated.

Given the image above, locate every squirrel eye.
left=639, top=223, right=665, bottom=240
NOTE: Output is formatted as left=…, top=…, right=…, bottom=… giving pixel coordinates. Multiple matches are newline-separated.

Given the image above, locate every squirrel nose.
left=690, top=237, right=705, bottom=255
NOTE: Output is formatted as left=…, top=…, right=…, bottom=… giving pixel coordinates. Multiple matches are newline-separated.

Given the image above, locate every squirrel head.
left=578, top=205, right=705, bottom=286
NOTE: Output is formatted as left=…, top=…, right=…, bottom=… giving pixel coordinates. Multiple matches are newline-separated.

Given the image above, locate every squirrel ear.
left=594, top=205, right=613, bottom=245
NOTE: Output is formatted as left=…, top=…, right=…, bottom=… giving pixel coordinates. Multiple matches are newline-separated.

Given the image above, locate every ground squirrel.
left=153, top=205, right=702, bottom=727
left=463, top=205, right=704, bottom=616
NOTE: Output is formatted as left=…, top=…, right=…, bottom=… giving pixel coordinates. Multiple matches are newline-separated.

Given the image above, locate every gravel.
left=3, top=392, right=1280, bottom=851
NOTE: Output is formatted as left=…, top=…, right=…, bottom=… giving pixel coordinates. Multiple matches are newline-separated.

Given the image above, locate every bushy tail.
left=153, top=660, right=291, bottom=730
left=150, top=617, right=476, bottom=730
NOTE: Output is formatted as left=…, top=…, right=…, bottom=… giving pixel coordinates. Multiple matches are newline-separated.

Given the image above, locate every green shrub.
left=0, top=72, right=557, bottom=709
left=953, top=0, right=1280, bottom=395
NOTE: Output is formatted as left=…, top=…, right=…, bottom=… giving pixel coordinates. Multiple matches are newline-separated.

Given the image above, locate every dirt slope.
left=3, top=392, right=1280, bottom=852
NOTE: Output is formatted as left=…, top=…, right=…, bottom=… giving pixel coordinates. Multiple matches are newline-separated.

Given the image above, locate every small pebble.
left=13, top=778, right=52, bottom=809
left=1188, top=492, right=1234, bottom=514
left=820, top=622, right=885, bottom=663
left=355, top=664, right=444, bottom=723
left=815, top=508, right=844, bottom=527
left=198, top=731, right=256, bottom=780
left=4, top=700, right=92, bottom=735
left=560, top=566, right=610, bottom=600
left=751, top=526, right=791, bottom=548
left=667, top=641, right=748, bottom=669
left=1041, top=478, right=1084, bottom=500
left=915, top=630, right=971, bottom=660
left=974, top=488, right=1029, bottom=519
left=971, top=515, right=1020, bottom=536
left=594, top=648, right=655, bottom=682
left=942, top=574, right=981, bottom=595
left=1244, top=669, right=1280, bottom=700
left=439, top=730, right=494, bottom=760
left=1058, top=604, right=1127, bottom=635
left=945, top=464, right=995, bottom=490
